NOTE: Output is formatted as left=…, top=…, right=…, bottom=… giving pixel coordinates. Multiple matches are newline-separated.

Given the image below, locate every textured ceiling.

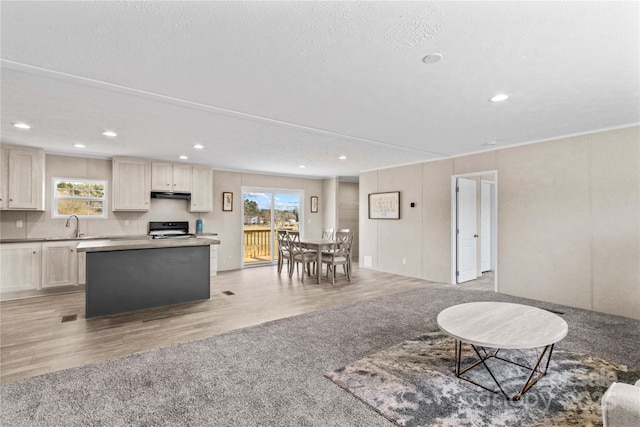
left=1, top=1, right=638, bottom=179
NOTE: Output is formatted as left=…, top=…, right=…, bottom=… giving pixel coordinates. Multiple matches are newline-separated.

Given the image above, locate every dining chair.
left=322, top=228, right=335, bottom=239
left=321, top=231, right=354, bottom=284
left=276, top=229, right=291, bottom=275
left=333, top=229, right=351, bottom=271
left=287, top=231, right=317, bottom=282
left=318, top=228, right=337, bottom=276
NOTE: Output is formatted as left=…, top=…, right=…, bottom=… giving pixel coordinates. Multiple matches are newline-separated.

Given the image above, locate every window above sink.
left=51, top=177, right=108, bottom=219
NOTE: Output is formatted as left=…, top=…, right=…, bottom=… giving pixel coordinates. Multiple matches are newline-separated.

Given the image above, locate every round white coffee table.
left=437, top=301, right=568, bottom=400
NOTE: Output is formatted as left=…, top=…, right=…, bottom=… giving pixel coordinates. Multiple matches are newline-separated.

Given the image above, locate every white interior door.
left=481, top=181, right=493, bottom=272
left=457, top=178, right=478, bottom=283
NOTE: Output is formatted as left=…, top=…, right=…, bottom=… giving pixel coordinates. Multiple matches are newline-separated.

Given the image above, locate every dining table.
left=300, top=238, right=335, bottom=284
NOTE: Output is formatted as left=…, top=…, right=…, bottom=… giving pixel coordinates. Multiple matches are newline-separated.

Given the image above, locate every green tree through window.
left=244, top=199, right=260, bottom=224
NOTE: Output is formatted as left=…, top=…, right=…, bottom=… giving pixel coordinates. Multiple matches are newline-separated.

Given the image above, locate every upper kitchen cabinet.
left=151, top=161, right=192, bottom=192
left=112, top=156, right=151, bottom=211
left=0, top=145, right=45, bottom=210
left=190, top=166, right=213, bottom=212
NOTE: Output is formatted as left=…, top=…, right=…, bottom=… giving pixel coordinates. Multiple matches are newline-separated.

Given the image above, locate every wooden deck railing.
left=244, top=229, right=277, bottom=263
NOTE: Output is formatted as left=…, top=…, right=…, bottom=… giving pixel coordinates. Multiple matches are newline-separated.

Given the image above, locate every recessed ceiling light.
left=178, top=155, right=188, bottom=160
left=489, top=93, right=510, bottom=102
left=422, top=52, right=443, bottom=64
left=338, top=155, right=347, bottom=160
left=193, top=144, right=204, bottom=149
left=73, top=143, right=86, bottom=148
left=13, top=122, right=31, bottom=130
left=102, top=131, right=117, bottom=137
left=298, top=165, right=306, bottom=169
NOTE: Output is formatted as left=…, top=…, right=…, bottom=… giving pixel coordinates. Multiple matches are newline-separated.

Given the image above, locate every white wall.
left=360, top=126, right=640, bottom=319
left=360, top=164, right=424, bottom=278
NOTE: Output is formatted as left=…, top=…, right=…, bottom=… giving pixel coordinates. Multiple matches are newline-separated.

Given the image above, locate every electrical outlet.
left=16, top=220, right=23, bottom=228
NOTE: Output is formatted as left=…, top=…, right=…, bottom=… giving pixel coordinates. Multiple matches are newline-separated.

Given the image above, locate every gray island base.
left=78, top=238, right=217, bottom=318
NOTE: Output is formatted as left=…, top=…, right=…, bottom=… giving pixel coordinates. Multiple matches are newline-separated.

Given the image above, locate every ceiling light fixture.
left=73, top=143, right=86, bottom=148
left=102, top=131, right=117, bottom=137
left=193, top=144, right=204, bottom=149
left=13, top=122, right=31, bottom=129
left=298, top=165, right=306, bottom=169
left=489, top=93, right=510, bottom=102
left=178, top=155, right=188, bottom=160
left=338, top=155, right=347, bottom=160
left=422, top=52, right=443, bottom=64
left=483, top=141, right=497, bottom=146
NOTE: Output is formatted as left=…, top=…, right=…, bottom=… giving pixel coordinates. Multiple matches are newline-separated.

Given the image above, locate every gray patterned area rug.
left=325, top=332, right=640, bottom=427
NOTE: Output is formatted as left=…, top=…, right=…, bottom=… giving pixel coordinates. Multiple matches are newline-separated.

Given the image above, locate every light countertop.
left=77, top=236, right=220, bottom=252
left=1, top=233, right=218, bottom=244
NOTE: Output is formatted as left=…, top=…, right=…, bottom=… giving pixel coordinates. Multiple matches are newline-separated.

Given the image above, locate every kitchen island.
left=77, top=237, right=220, bottom=318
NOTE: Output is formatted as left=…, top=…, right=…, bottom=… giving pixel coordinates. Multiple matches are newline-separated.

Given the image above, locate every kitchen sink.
left=40, top=235, right=149, bottom=242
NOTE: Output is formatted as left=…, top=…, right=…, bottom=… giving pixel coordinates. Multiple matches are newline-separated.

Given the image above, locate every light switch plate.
left=16, top=220, right=23, bottom=228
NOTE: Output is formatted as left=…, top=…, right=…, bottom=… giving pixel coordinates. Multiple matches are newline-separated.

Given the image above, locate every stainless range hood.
left=150, top=191, right=191, bottom=200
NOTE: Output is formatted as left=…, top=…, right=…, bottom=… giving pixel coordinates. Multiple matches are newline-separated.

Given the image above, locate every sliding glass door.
left=242, top=188, right=302, bottom=266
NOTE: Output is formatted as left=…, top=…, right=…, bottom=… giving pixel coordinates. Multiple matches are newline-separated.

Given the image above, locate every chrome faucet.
left=66, top=214, right=81, bottom=238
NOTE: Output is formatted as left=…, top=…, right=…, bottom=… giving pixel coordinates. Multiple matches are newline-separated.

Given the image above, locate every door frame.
left=450, top=170, right=498, bottom=291
left=241, top=186, right=304, bottom=268
left=480, top=180, right=495, bottom=272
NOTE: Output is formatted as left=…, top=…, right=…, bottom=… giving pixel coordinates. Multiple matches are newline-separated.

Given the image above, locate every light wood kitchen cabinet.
left=189, top=166, right=213, bottom=212
left=112, top=156, right=151, bottom=211
left=151, top=162, right=192, bottom=192
left=210, top=245, right=218, bottom=277
left=78, top=250, right=86, bottom=285
left=0, top=146, right=45, bottom=210
left=0, top=242, right=41, bottom=292
left=41, top=241, right=79, bottom=288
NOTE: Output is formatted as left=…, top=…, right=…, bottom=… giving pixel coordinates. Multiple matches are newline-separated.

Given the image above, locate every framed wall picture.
left=223, top=192, right=233, bottom=211
left=368, top=191, right=400, bottom=219
left=311, top=196, right=318, bottom=213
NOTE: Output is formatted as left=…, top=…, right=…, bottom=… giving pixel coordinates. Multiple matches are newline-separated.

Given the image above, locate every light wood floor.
left=0, top=264, right=486, bottom=384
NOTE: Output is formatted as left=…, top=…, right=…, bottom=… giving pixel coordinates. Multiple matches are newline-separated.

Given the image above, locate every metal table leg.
left=453, top=340, right=555, bottom=401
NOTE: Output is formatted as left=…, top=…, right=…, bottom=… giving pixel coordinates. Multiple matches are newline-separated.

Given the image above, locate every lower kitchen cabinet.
left=210, top=245, right=218, bottom=277
left=78, top=250, right=86, bottom=285
left=1, top=241, right=85, bottom=296
left=0, top=242, right=41, bottom=291
left=41, top=241, right=79, bottom=288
